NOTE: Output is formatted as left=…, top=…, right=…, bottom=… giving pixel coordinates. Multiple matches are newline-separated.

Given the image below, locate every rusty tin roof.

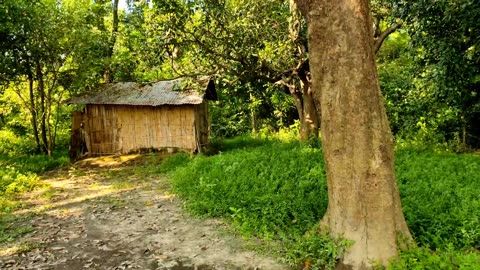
left=68, top=78, right=208, bottom=106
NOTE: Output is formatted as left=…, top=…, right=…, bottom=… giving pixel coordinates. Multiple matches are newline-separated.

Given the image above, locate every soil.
left=0, top=155, right=289, bottom=270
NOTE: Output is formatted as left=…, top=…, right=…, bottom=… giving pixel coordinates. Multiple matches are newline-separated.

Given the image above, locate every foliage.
left=379, top=0, right=480, bottom=148
left=145, top=0, right=302, bottom=135
left=209, top=80, right=297, bottom=138
left=0, top=167, right=38, bottom=196
left=0, top=0, right=110, bottom=155
left=171, top=138, right=328, bottom=239
left=284, top=227, right=352, bottom=270
left=162, top=135, right=480, bottom=268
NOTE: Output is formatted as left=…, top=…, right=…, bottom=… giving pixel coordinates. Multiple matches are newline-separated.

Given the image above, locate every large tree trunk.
left=296, top=0, right=412, bottom=268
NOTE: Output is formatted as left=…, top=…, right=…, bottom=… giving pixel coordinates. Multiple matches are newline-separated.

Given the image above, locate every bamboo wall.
left=194, top=102, right=209, bottom=150
left=82, top=104, right=204, bottom=155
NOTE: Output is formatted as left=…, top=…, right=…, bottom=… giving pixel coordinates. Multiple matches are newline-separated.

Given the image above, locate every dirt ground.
left=0, top=155, right=289, bottom=270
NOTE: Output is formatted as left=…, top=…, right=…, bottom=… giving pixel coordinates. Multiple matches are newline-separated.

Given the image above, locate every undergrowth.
left=162, top=135, right=480, bottom=269
left=0, top=131, right=69, bottom=244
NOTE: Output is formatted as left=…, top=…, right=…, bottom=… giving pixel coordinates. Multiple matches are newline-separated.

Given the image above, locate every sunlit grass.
left=164, top=135, right=480, bottom=269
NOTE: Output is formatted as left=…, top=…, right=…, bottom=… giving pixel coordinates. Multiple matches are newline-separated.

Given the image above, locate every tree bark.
left=288, top=83, right=319, bottom=140
left=297, top=0, right=412, bottom=268
left=289, top=0, right=320, bottom=140
left=299, top=78, right=319, bottom=140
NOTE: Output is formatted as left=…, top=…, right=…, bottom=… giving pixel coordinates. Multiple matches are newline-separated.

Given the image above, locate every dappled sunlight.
left=75, top=154, right=143, bottom=168
left=10, top=155, right=159, bottom=217
left=0, top=154, right=167, bottom=262
left=14, top=187, right=135, bottom=217
left=155, top=192, right=176, bottom=201
left=0, top=244, right=27, bottom=257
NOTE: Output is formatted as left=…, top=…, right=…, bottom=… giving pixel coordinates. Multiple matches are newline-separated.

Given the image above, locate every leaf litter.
left=0, top=155, right=288, bottom=270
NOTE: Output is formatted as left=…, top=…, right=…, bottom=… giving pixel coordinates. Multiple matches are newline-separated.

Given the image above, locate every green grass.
left=0, top=214, right=34, bottom=245
left=396, top=150, right=480, bottom=251
left=162, top=135, right=480, bottom=269
left=0, top=151, right=69, bottom=213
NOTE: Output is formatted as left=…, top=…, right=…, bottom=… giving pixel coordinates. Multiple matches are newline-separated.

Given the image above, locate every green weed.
left=0, top=214, right=33, bottom=244
left=389, top=246, right=480, bottom=270
left=396, top=150, right=480, bottom=250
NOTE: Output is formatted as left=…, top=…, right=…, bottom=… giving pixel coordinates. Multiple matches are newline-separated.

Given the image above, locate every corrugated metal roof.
left=68, top=78, right=207, bottom=106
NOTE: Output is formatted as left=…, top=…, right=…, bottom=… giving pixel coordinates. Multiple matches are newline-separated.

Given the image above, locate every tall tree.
left=0, top=0, right=109, bottom=155
left=295, top=0, right=412, bottom=268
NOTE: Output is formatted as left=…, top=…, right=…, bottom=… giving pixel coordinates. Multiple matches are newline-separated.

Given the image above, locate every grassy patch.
left=167, top=137, right=343, bottom=267
left=163, top=135, right=480, bottom=269
left=396, top=150, right=480, bottom=250
left=390, top=246, right=480, bottom=270
left=0, top=151, right=69, bottom=213
left=0, top=214, right=33, bottom=245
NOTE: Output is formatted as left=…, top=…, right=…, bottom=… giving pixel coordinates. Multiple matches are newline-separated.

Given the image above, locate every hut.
left=68, top=77, right=216, bottom=159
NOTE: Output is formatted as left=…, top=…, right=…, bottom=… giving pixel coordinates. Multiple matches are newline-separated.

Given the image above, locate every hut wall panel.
left=194, top=102, right=209, bottom=149
left=84, top=104, right=197, bottom=155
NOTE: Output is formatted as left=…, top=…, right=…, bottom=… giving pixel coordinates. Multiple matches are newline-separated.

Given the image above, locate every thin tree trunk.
left=289, top=0, right=319, bottom=140
left=46, top=83, right=53, bottom=154
left=300, top=77, right=319, bottom=140
left=36, top=61, right=49, bottom=155
left=290, top=87, right=305, bottom=125
left=105, top=0, right=120, bottom=83
left=289, top=83, right=319, bottom=140
left=28, top=71, right=41, bottom=153
left=296, top=0, right=412, bottom=268
left=249, top=91, right=256, bottom=133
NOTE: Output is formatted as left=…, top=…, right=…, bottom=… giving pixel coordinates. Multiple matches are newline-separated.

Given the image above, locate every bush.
left=0, top=130, right=37, bottom=156
left=0, top=131, right=69, bottom=213
left=0, top=167, right=38, bottom=195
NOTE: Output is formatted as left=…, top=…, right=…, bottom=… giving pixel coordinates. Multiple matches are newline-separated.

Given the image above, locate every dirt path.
left=0, top=155, right=289, bottom=270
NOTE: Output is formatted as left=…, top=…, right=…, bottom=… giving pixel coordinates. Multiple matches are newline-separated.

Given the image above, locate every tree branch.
left=373, top=22, right=402, bottom=54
